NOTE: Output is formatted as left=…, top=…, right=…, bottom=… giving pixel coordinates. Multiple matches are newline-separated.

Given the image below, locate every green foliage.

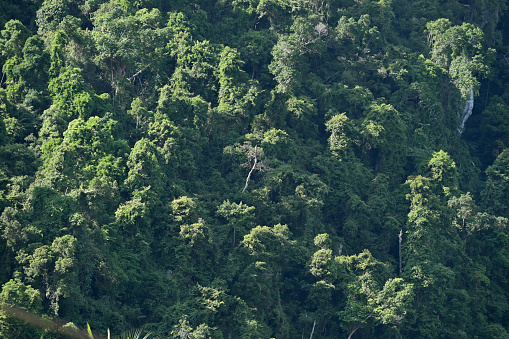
left=482, top=149, right=509, bottom=218
left=1, top=0, right=509, bottom=337
left=0, top=20, right=29, bottom=60
left=340, top=256, right=411, bottom=332
left=362, top=103, right=407, bottom=178
left=170, top=316, right=210, bottom=339
left=36, top=0, right=75, bottom=36
left=480, top=95, right=509, bottom=164
left=91, top=3, right=169, bottom=106
left=157, top=87, right=208, bottom=130
left=125, top=138, right=164, bottom=193
left=426, top=18, right=494, bottom=97
left=49, top=32, right=66, bottom=77
left=38, top=115, right=129, bottom=193
left=1, top=279, right=42, bottom=311
left=2, top=33, right=50, bottom=102
left=48, top=68, right=97, bottom=122
left=325, top=113, right=356, bottom=157
left=16, top=234, right=78, bottom=315
left=0, top=279, right=43, bottom=338
left=217, top=200, right=255, bottom=249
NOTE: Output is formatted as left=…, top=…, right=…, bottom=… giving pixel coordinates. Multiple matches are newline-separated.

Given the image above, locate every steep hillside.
left=1, top=0, right=509, bottom=338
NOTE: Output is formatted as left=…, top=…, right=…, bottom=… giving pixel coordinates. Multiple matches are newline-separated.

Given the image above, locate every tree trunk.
left=309, top=319, right=316, bottom=339
left=348, top=326, right=360, bottom=339
left=399, top=229, right=403, bottom=276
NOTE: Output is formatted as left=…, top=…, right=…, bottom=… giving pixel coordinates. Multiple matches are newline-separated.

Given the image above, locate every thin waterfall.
left=458, top=87, right=474, bottom=134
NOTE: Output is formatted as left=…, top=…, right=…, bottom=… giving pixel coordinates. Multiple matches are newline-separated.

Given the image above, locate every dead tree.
left=241, top=145, right=267, bottom=192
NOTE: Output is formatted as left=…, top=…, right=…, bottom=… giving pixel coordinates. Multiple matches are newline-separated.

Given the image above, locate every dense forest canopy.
left=1, top=0, right=509, bottom=338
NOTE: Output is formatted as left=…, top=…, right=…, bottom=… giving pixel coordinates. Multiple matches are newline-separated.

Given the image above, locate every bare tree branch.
left=309, top=319, right=316, bottom=339
left=242, top=146, right=258, bottom=193
left=128, top=67, right=148, bottom=82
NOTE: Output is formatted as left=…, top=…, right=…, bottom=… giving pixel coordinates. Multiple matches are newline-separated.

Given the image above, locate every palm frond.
left=87, top=323, right=95, bottom=339
left=115, top=328, right=152, bottom=339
